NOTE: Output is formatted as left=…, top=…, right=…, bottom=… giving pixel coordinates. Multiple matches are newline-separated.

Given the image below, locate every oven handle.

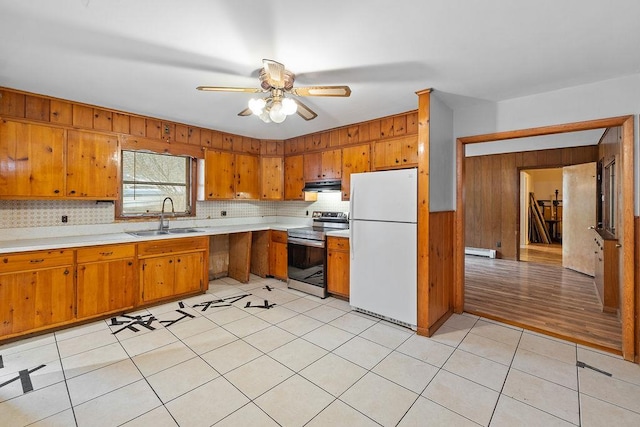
left=287, top=237, right=326, bottom=248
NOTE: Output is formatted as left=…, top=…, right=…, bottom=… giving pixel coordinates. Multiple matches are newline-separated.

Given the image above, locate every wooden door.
left=284, top=155, right=305, bottom=200
left=141, top=256, right=175, bottom=302
left=562, top=162, right=596, bottom=276
left=66, top=130, right=119, bottom=198
left=303, top=152, right=322, bottom=181
left=261, top=156, right=283, bottom=200
left=341, top=144, right=370, bottom=200
left=77, top=258, right=136, bottom=318
left=327, top=237, right=350, bottom=297
left=0, top=120, right=65, bottom=197
left=235, top=154, right=260, bottom=199
left=204, top=150, right=235, bottom=199
left=173, top=252, right=204, bottom=295
left=269, top=231, right=288, bottom=280
left=321, top=149, right=342, bottom=180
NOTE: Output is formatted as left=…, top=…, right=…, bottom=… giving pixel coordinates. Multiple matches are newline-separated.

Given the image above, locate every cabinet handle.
left=615, top=244, right=622, bottom=248
left=128, top=261, right=133, bottom=266
left=169, top=260, right=173, bottom=263
left=30, top=258, right=45, bottom=263
left=63, top=269, right=70, bottom=275
left=69, top=190, right=76, bottom=194
left=54, top=189, right=60, bottom=194
left=99, top=251, right=113, bottom=256
left=177, top=258, right=181, bottom=263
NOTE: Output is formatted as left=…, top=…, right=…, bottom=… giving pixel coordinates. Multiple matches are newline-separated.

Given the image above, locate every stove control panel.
left=312, top=211, right=349, bottom=220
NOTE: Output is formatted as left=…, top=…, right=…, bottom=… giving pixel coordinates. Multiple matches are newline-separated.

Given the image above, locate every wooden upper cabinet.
left=0, top=120, right=65, bottom=198
left=304, top=149, right=342, bottom=181
left=284, top=155, right=305, bottom=200
left=66, top=130, right=119, bottom=199
left=373, top=135, right=418, bottom=170
left=303, top=152, right=322, bottom=181
left=341, top=144, right=370, bottom=200
left=261, top=156, right=283, bottom=200
left=204, top=150, right=235, bottom=199
left=235, top=153, right=260, bottom=199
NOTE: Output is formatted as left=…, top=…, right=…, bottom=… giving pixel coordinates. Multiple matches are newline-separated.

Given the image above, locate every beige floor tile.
left=444, top=349, right=509, bottom=392
left=277, top=314, right=324, bottom=336
left=458, top=333, right=517, bottom=366
left=181, top=326, right=238, bottom=355
left=222, top=314, right=272, bottom=338
left=519, top=332, right=577, bottom=365
left=397, top=334, right=455, bottom=368
left=121, top=406, right=179, bottom=427
left=512, top=347, right=577, bottom=390
left=201, top=339, right=263, bottom=374
left=470, top=319, right=522, bottom=347
left=444, top=313, right=478, bottom=330
left=329, top=312, right=378, bottom=334
left=243, top=326, right=296, bottom=353
left=305, top=304, right=349, bottom=323
left=74, top=380, right=161, bottom=427
left=254, top=305, right=298, bottom=324
left=214, top=402, right=280, bottom=426
left=502, top=368, right=579, bottom=424
left=300, top=353, right=367, bottom=397
left=372, top=351, right=439, bottom=394
left=119, top=328, right=178, bottom=358
left=398, top=396, right=479, bottom=427
left=341, top=372, right=418, bottom=426
left=490, top=395, right=574, bottom=427
left=67, top=358, right=142, bottom=406
left=268, top=338, right=328, bottom=372
left=225, top=355, right=294, bottom=399
left=54, top=320, right=111, bottom=342
left=132, top=340, right=196, bottom=377
left=164, top=315, right=217, bottom=340
left=237, top=294, right=278, bottom=312
left=254, top=374, right=334, bottom=427
left=29, top=408, right=77, bottom=427
left=282, top=296, right=322, bottom=313
left=577, top=346, right=640, bottom=387
left=580, top=393, right=640, bottom=427
left=306, top=399, right=379, bottom=427
left=208, top=285, right=246, bottom=298
left=61, top=341, right=129, bottom=379
left=0, top=333, right=55, bottom=356
left=430, top=324, right=471, bottom=347
left=0, top=359, right=65, bottom=403
left=166, top=377, right=249, bottom=427
left=359, top=322, right=413, bottom=349
left=334, top=336, right=391, bottom=370
left=423, top=369, right=499, bottom=426
left=578, top=367, right=640, bottom=413
left=325, top=297, right=353, bottom=312
left=0, top=382, right=71, bottom=427
left=302, top=324, right=355, bottom=351
left=147, top=356, right=220, bottom=403
left=204, top=306, right=251, bottom=325
left=251, top=288, right=299, bottom=305
left=56, top=328, right=119, bottom=358
left=0, top=342, right=61, bottom=376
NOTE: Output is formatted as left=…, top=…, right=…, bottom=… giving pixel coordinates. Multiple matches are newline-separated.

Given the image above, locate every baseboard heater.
left=465, top=247, right=497, bottom=259
left=351, top=307, right=417, bottom=331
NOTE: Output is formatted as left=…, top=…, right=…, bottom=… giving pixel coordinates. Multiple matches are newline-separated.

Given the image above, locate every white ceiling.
left=2, top=0, right=639, bottom=140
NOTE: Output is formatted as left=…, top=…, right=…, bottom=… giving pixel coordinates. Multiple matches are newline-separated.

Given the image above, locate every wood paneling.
left=229, top=232, right=251, bottom=283
left=25, top=96, right=50, bottom=122
left=428, top=211, right=455, bottom=326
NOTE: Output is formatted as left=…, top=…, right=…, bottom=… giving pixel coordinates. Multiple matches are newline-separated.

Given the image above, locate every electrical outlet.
left=221, top=210, right=227, bottom=216
left=496, top=241, right=501, bottom=248
left=61, top=215, right=68, bottom=223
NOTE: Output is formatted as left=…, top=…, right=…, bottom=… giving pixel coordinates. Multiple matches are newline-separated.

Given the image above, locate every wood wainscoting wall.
left=425, top=211, right=455, bottom=332
left=465, top=145, right=598, bottom=260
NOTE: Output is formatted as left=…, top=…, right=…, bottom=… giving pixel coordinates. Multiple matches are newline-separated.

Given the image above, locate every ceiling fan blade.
left=263, top=59, right=285, bottom=88
left=196, top=86, right=263, bottom=93
left=238, top=107, right=252, bottom=117
left=293, top=99, right=318, bottom=121
left=290, top=86, right=351, bottom=97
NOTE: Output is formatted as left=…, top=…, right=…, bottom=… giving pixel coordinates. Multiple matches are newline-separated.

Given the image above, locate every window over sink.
left=119, top=150, right=195, bottom=218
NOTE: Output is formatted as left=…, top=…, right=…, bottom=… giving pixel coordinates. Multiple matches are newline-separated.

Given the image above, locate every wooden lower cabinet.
left=76, top=244, right=136, bottom=319
left=269, top=230, right=288, bottom=280
left=0, top=249, right=74, bottom=338
left=594, top=232, right=619, bottom=313
left=327, top=236, right=350, bottom=298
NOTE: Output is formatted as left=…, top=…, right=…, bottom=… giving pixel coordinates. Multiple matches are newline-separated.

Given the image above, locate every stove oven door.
left=287, top=237, right=327, bottom=298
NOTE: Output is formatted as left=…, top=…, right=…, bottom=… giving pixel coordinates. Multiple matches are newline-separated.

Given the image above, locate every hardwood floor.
left=464, top=254, right=622, bottom=352
left=519, top=243, right=562, bottom=266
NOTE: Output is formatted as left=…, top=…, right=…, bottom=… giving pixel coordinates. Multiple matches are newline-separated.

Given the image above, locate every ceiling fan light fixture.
left=248, top=98, right=266, bottom=115
left=281, top=97, right=297, bottom=115
left=268, top=101, right=287, bottom=123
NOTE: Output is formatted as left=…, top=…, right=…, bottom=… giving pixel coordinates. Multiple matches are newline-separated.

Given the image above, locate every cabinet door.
left=204, top=150, right=235, bottom=199
left=77, top=258, right=136, bottom=318
left=373, top=139, right=402, bottom=169
left=66, top=130, right=119, bottom=198
left=341, top=144, right=370, bottom=200
left=141, top=256, right=175, bottom=302
left=269, top=231, right=288, bottom=281
left=0, top=267, right=74, bottom=336
left=303, top=152, right=322, bottom=181
left=0, top=120, right=65, bottom=197
left=284, top=155, right=305, bottom=200
left=261, top=156, right=283, bottom=200
left=401, top=136, right=418, bottom=165
left=321, top=149, right=342, bottom=180
left=174, top=252, right=204, bottom=295
left=327, top=250, right=350, bottom=297
left=235, top=154, right=260, bottom=199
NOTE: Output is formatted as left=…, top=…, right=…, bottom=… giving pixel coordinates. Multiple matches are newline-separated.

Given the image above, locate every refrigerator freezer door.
left=349, top=219, right=417, bottom=327
left=350, top=168, right=417, bottom=223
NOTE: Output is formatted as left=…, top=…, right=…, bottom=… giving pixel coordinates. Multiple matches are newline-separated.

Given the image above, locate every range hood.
left=302, top=180, right=342, bottom=192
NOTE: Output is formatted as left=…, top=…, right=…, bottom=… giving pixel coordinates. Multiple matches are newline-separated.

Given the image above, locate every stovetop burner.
left=288, top=211, right=349, bottom=241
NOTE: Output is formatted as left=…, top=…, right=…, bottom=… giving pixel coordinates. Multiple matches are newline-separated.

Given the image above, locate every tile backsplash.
left=0, top=193, right=349, bottom=230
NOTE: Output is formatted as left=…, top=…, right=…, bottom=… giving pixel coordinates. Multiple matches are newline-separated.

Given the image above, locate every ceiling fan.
left=196, top=59, right=351, bottom=123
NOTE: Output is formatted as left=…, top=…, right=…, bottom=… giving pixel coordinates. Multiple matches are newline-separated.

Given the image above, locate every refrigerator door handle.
left=350, top=221, right=355, bottom=260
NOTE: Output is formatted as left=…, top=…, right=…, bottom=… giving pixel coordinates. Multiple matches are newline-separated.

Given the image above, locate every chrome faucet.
left=159, top=197, right=175, bottom=231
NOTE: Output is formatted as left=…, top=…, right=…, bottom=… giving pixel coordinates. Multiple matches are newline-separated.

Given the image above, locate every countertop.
left=0, top=222, right=305, bottom=254
left=325, top=229, right=350, bottom=238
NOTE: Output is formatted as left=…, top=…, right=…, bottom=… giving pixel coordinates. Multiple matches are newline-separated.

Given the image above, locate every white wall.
left=454, top=73, right=640, bottom=214
left=430, top=91, right=455, bottom=211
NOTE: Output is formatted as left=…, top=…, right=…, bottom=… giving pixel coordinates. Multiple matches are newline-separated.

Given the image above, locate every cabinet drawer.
left=271, top=230, right=288, bottom=244
left=138, top=236, right=208, bottom=257
left=77, top=243, right=136, bottom=263
left=0, top=249, right=74, bottom=273
left=327, top=237, right=349, bottom=251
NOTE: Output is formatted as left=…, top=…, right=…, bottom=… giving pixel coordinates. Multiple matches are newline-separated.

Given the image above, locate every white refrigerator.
left=349, top=168, right=417, bottom=328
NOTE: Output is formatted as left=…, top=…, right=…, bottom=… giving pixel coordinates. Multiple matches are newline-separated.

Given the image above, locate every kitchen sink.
left=127, top=228, right=202, bottom=237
